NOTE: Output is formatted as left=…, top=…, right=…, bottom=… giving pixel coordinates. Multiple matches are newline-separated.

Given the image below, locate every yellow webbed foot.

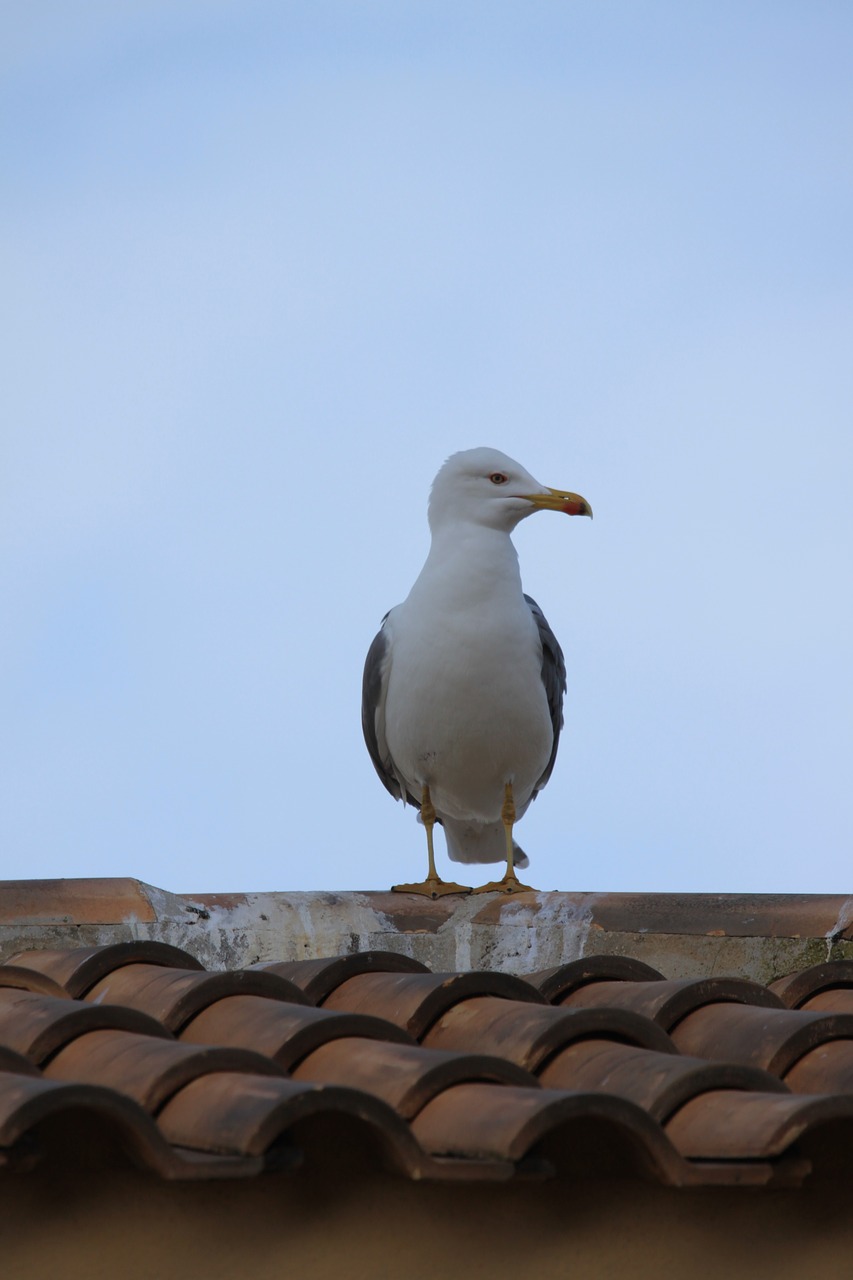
left=472, top=873, right=536, bottom=895
left=392, top=877, right=472, bottom=898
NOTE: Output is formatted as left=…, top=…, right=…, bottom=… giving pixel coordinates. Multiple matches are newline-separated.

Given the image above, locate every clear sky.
left=2, top=2, right=851, bottom=895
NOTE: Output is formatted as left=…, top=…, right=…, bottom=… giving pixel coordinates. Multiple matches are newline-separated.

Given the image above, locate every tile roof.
left=3, top=939, right=853, bottom=1189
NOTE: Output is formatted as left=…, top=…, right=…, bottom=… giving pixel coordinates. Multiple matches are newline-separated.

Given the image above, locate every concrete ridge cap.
left=1, top=880, right=853, bottom=939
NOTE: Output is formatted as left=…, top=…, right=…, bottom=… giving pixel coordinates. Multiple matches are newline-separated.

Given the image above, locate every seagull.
left=362, top=447, right=591, bottom=897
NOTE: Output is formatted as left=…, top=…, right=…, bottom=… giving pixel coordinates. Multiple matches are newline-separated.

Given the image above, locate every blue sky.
left=2, top=2, right=851, bottom=894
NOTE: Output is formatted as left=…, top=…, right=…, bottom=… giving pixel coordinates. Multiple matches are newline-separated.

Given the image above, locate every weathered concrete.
left=2, top=878, right=853, bottom=981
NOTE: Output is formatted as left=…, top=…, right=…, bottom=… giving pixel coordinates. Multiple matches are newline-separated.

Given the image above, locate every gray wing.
left=361, top=616, right=420, bottom=808
left=524, top=593, right=567, bottom=794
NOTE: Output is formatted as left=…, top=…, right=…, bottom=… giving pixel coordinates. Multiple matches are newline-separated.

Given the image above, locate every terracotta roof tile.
left=800, top=989, right=853, bottom=1015
left=422, top=996, right=673, bottom=1066
left=0, top=964, right=69, bottom=999
left=84, top=964, right=309, bottom=1032
left=0, top=988, right=170, bottom=1063
left=3, top=936, right=853, bottom=1189
left=3, top=940, right=204, bottom=997
left=537, top=1039, right=786, bottom=1121
left=179, top=994, right=412, bottom=1069
left=252, top=950, right=430, bottom=1002
left=409, top=1082, right=687, bottom=1186
left=0, top=1044, right=40, bottom=1076
left=558, top=976, right=785, bottom=1028
left=43, top=1030, right=284, bottom=1112
left=290, top=1038, right=536, bottom=1118
left=784, top=1040, right=853, bottom=1094
left=670, top=1002, right=853, bottom=1074
left=664, top=1089, right=853, bottom=1161
left=155, top=1071, right=427, bottom=1178
left=771, top=960, right=853, bottom=1009
left=321, top=970, right=545, bottom=1037
left=527, top=955, right=665, bottom=1001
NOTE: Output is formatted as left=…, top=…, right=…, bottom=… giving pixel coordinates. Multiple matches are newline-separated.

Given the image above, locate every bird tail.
left=441, top=817, right=530, bottom=869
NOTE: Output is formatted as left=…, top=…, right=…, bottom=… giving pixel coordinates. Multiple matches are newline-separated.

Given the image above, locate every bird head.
left=428, top=447, right=592, bottom=534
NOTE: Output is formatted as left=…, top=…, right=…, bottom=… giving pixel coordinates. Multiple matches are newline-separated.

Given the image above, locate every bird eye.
left=489, top=472, right=508, bottom=485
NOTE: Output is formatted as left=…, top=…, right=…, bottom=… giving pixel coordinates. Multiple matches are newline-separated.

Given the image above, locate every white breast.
left=382, top=529, right=553, bottom=824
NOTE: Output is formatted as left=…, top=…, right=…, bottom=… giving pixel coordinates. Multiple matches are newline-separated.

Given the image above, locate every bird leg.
left=473, top=782, right=535, bottom=894
left=392, top=785, right=472, bottom=898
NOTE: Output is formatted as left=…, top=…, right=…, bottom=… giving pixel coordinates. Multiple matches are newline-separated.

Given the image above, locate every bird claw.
left=392, top=879, right=472, bottom=898
left=473, top=875, right=536, bottom=895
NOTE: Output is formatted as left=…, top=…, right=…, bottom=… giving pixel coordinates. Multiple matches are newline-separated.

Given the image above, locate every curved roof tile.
left=0, top=989, right=171, bottom=1063
left=179, top=994, right=413, bottom=1068
left=84, top=964, right=310, bottom=1032
left=252, top=951, right=430, bottom=1002
left=670, top=1002, right=853, bottom=1075
left=321, top=970, right=546, bottom=1037
left=291, top=1038, right=537, bottom=1118
left=560, top=977, right=785, bottom=1028
left=3, top=940, right=853, bottom=1189
left=538, top=1039, right=788, bottom=1122
left=156, top=1072, right=427, bottom=1178
left=43, top=1029, right=285, bottom=1113
left=422, top=995, right=674, bottom=1067
left=3, top=942, right=204, bottom=997
left=528, top=955, right=665, bottom=1002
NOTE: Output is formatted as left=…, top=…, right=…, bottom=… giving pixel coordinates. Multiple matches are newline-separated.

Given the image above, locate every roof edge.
left=1, top=881, right=852, bottom=982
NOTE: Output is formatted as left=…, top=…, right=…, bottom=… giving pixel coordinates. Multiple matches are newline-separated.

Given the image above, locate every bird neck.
left=411, top=522, right=523, bottom=605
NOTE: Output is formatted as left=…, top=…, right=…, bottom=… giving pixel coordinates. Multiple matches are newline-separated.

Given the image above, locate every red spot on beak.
left=562, top=498, right=589, bottom=516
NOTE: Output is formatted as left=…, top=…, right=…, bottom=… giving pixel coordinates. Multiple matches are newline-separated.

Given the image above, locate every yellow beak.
left=522, top=487, right=593, bottom=518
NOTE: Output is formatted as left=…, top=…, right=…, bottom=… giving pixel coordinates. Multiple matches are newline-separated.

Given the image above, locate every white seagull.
left=362, top=447, right=592, bottom=896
